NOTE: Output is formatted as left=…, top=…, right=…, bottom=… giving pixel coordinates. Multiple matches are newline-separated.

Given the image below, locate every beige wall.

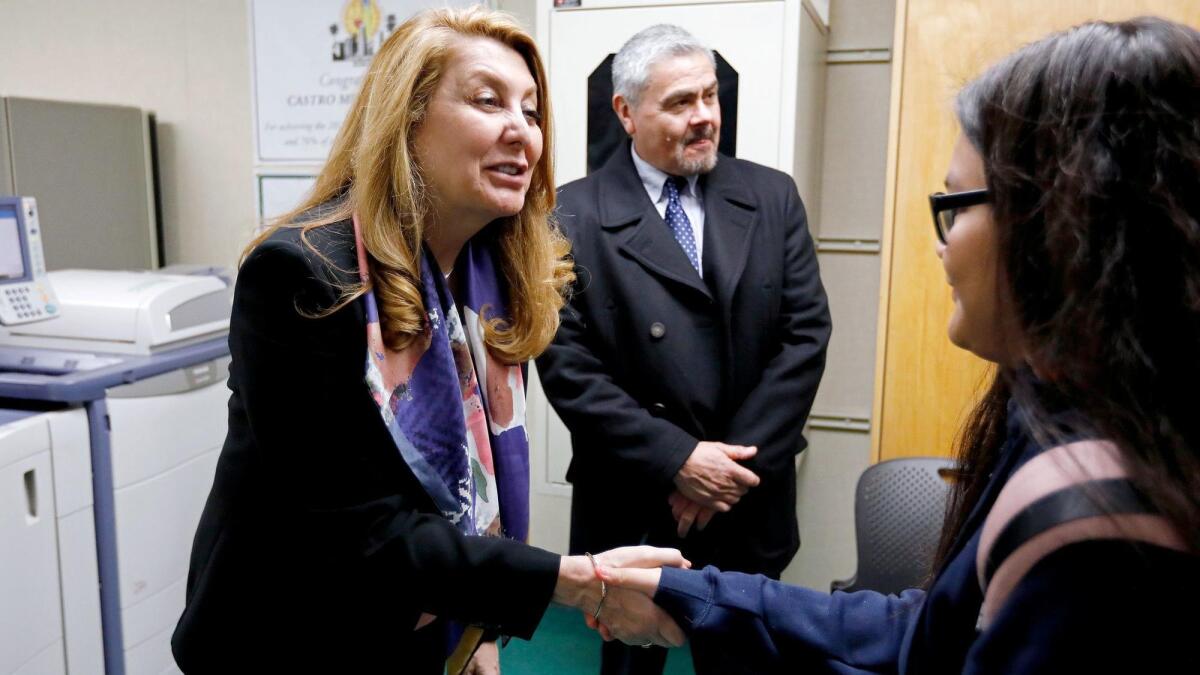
left=784, top=0, right=894, bottom=589
left=499, top=0, right=537, bottom=35
left=0, top=0, right=256, bottom=269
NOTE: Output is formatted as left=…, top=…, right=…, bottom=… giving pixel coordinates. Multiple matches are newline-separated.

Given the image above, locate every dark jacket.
left=654, top=403, right=1200, bottom=673
left=171, top=220, right=559, bottom=673
left=536, top=145, right=831, bottom=576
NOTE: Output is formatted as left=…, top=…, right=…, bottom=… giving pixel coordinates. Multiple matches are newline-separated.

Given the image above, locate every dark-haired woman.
left=595, top=16, right=1200, bottom=673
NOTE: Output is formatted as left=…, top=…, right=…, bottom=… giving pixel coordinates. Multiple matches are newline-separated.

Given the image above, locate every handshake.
left=547, top=442, right=761, bottom=648
left=553, top=546, right=692, bottom=648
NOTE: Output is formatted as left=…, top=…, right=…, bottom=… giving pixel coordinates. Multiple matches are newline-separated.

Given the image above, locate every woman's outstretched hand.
left=585, top=563, right=668, bottom=643
left=553, top=546, right=689, bottom=648
left=595, top=564, right=662, bottom=596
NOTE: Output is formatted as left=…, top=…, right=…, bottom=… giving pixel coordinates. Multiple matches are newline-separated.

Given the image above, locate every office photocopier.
left=0, top=405, right=95, bottom=675
left=0, top=196, right=232, bottom=675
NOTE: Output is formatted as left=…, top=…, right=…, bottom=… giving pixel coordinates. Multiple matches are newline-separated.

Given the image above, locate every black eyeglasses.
left=929, top=189, right=989, bottom=244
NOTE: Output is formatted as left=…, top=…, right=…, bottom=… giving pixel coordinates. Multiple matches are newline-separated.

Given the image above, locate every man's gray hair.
left=612, top=25, right=715, bottom=106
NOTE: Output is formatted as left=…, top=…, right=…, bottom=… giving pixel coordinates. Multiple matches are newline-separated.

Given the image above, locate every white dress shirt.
left=630, top=144, right=706, bottom=276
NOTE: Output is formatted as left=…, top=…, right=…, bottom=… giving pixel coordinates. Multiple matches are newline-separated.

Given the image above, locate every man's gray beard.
left=677, top=148, right=719, bottom=176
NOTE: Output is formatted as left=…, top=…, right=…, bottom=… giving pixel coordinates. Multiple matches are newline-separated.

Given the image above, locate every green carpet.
left=499, top=605, right=695, bottom=675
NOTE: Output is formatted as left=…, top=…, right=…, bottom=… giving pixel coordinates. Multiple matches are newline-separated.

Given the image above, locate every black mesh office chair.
left=831, top=457, right=956, bottom=595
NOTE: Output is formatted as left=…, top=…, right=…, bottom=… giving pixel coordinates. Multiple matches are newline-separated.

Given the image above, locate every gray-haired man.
left=537, top=24, right=830, bottom=675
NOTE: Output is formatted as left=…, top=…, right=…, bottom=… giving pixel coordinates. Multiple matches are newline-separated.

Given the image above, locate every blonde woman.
left=172, top=7, right=684, bottom=674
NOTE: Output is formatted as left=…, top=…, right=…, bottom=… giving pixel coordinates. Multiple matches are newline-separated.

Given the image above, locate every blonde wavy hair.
left=247, top=5, right=572, bottom=364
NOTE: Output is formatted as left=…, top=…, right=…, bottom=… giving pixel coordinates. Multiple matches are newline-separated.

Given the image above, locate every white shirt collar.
left=630, top=143, right=700, bottom=201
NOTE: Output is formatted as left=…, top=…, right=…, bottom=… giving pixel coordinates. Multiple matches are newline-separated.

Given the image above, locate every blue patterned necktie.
left=662, top=175, right=700, bottom=273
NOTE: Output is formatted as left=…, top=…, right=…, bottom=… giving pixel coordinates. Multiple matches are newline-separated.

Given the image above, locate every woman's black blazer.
left=171, top=220, right=559, bottom=673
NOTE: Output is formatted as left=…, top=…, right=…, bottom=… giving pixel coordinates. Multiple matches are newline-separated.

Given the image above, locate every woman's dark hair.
left=934, top=16, right=1200, bottom=569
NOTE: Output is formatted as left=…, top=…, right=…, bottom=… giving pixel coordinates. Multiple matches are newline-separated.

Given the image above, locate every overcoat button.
left=651, top=402, right=668, bottom=416
left=649, top=322, right=666, bottom=339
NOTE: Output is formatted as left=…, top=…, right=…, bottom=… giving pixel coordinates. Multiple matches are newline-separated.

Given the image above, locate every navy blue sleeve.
left=655, top=566, right=924, bottom=674
left=964, top=540, right=1200, bottom=674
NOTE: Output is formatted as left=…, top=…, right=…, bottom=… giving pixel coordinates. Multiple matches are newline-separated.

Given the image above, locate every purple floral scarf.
left=353, top=213, right=531, bottom=657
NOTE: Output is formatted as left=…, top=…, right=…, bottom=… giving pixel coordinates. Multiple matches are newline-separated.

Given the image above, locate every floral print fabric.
left=353, top=214, right=530, bottom=541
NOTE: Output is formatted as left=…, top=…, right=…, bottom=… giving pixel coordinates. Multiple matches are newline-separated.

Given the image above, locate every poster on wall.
left=258, top=174, right=318, bottom=225
left=251, top=0, right=480, bottom=164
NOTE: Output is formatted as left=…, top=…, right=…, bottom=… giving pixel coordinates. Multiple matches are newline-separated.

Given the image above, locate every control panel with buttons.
left=0, top=196, right=60, bottom=326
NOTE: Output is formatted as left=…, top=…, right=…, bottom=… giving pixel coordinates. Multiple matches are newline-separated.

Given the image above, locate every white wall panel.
left=783, top=428, right=870, bottom=589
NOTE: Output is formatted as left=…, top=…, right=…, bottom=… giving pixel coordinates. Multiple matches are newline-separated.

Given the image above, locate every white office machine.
left=0, top=196, right=59, bottom=325
left=0, top=356, right=231, bottom=675
left=0, top=195, right=231, bottom=675
left=0, top=269, right=230, bottom=355
left=0, top=195, right=229, bottom=357
left=0, top=408, right=102, bottom=675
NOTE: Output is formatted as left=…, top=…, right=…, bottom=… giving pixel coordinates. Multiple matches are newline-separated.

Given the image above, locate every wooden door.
left=874, top=0, right=1200, bottom=460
